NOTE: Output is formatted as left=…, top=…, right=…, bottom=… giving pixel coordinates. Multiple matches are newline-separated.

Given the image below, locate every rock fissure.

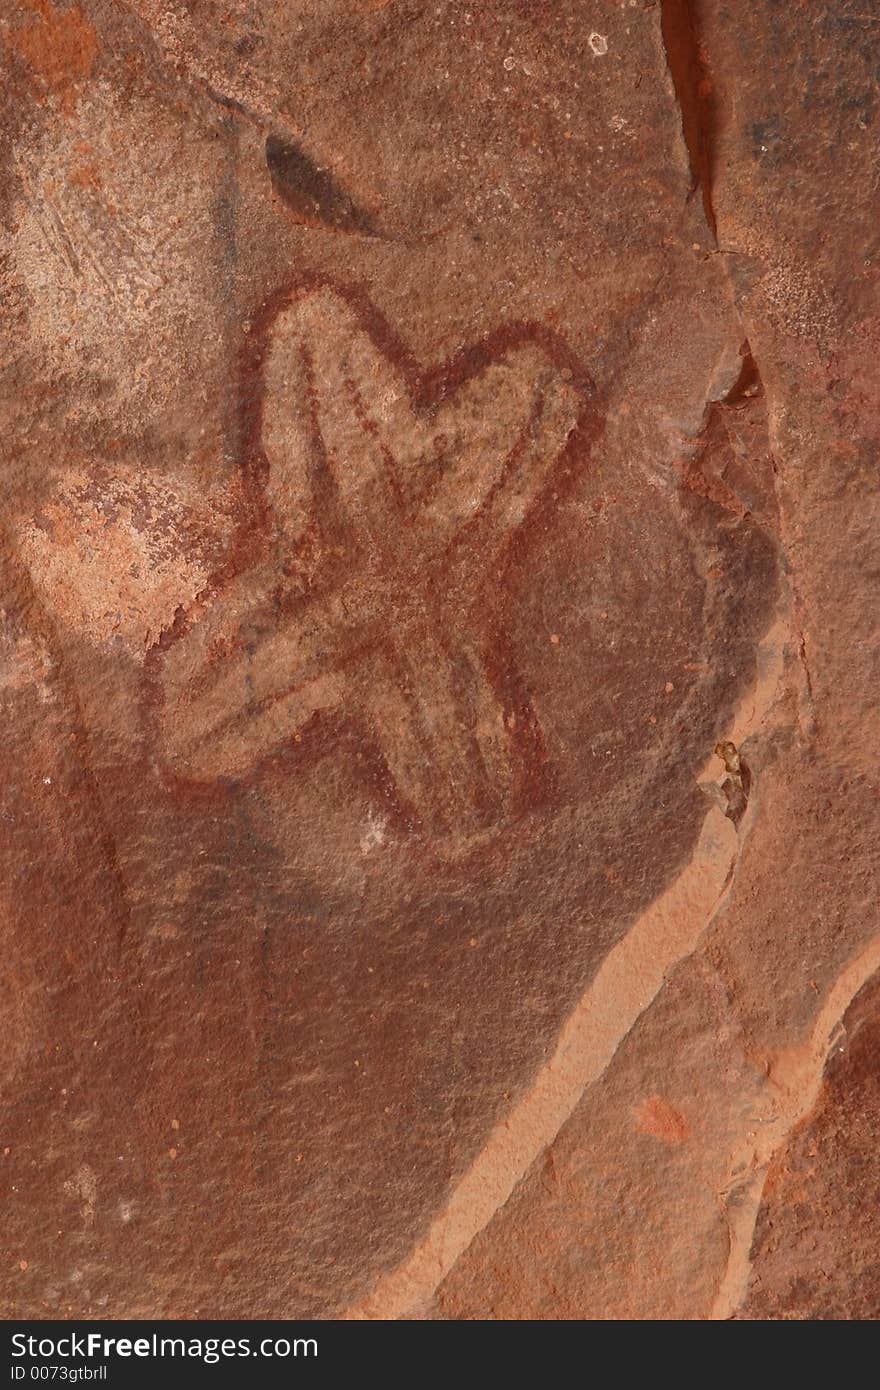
left=347, top=617, right=787, bottom=1319
left=711, top=934, right=880, bottom=1319
left=659, top=0, right=718, bottom=239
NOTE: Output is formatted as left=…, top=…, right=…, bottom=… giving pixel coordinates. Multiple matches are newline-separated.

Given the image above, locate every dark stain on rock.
left=265, top=135, right=378, bottom=237
left=750, top=116, right=784, bottom=166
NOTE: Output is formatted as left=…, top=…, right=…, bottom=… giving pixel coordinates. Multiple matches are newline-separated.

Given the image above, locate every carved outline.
left=145, top=275, right=605, bottom=841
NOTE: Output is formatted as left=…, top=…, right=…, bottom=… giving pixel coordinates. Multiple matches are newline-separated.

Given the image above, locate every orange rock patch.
left=634, top=1095, right=691, bottom=1146
left=9, top=0, right=97, bottom=107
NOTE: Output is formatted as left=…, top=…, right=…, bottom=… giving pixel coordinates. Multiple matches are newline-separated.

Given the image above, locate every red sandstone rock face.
left=0, top=1, right=876, bottom=1319
left=739, top=971, right=880, bottom=1320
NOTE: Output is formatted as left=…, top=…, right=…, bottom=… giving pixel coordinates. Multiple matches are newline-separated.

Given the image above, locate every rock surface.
left=0, top=0, right=876, bottom=1319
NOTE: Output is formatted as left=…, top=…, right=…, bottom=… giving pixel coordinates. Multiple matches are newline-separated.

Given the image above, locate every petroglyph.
left=154, top=285, right=595, bottom=834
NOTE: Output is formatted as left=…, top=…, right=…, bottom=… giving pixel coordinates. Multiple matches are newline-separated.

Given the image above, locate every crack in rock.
left=347, top=618, right=788, bottom=1320
left=710, top=935, right=880, bottom=1320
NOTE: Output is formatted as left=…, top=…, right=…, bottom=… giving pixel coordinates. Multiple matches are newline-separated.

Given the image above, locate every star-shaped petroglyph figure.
left=155, top=286, right=590, bottom=835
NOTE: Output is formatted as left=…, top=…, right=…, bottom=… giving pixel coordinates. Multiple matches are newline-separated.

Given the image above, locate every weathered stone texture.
left=0, top=0, right=877, bottom=1319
